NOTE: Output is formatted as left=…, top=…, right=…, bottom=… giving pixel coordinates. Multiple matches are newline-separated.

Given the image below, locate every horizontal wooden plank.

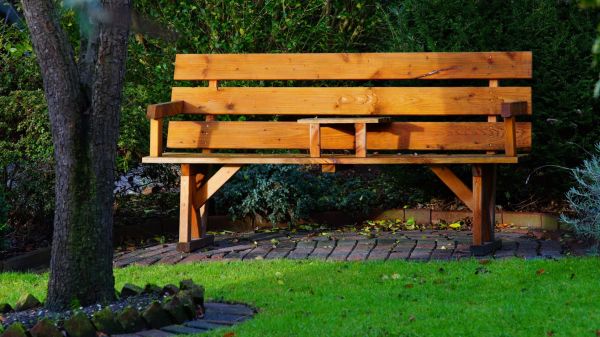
left=142, top=153, right=522, bottom=165
left=297, top=117, right=391, bottom=124
left=166, top=121, right=531, bottom=151
left=170, top=87, right=531, bottom=116
left=174, top=52, right=532, bottom=80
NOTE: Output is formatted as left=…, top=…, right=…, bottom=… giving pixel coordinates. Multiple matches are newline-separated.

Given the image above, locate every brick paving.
left=113, top=302, right=254, bottom=337
left=113, top=230, right=572, bottom=268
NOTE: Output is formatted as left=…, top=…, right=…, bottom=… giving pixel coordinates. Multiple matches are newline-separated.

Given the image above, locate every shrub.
left=561, top=143, right=600, bottom=251
left=0, top=90, right=54, bottom=231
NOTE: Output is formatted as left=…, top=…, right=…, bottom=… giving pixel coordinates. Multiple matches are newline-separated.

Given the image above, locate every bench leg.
left=177, top=164, right=214, bottom=253
left=471, top=164, right=501, bottom=255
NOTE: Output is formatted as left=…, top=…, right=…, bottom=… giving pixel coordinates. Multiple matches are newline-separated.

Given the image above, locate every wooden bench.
left=142, top=52, right=532, bottom=255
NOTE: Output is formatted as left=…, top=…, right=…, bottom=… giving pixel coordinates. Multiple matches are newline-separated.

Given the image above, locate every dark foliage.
left=1, top=0, right=598, bottom=229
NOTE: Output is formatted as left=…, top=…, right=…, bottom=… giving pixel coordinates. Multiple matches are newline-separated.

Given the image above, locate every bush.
left=0, top=90, right=54, bottom=232
left=215, top=165, right=422, bottom=225
left=1, top=0, right=599, bottom=232
left=561, top=143, right=600, bottom=250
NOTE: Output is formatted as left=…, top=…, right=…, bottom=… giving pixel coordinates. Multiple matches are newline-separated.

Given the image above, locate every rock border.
left=0, top=280, right=254, bottom=337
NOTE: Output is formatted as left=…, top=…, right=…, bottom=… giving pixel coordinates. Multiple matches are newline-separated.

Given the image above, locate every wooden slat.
left=174, top=52, right=532, bottom=80
left=504, top=117, right=517, bottom=156
left=298, top=117, right=391, bottom=124
left=309, top=124, right=320, bottom=158
left=171, top=87, right=531, bottom=116
left=355, top=123, right=366, bottom=157
left=149, top=119, right=163, bottom=157
left=143, top=153, right=523, bottom=165
left=166, top=121, right=532, bottom=151
left=487, top=80, right=499, bottom=154
left=429, top=166, right=474, bottom=210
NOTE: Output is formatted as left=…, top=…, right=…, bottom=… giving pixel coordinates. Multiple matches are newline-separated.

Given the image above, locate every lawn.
left=1, top=258, right=599, bottom=337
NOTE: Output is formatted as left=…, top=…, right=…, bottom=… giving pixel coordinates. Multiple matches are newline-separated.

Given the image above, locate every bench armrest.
left=500, top=100, right=528, bottom=156
left=500, top=101, right=528, bottom=118
left=147, top=100, right=184, bottom=119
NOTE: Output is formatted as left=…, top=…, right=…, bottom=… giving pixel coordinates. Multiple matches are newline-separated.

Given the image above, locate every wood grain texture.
left=143, top=153, right=523, bottom=165
left=147, top=100, right=184, bottom=119
left=166, top=121, right=532, bottom=151
left=170, top=87, right=531, bottom=116
left=149, top=119, right=163, bottom=157
left=193, top=165, right=242, bottom=208
left=174, top=52, right=532, bottom=80
left=501, top=101, right=529, bottom=118
left=179, top=164, right=195, bottom=243
left=355, top=123, right=367, bottom=157
left=309, top=124, right=321, bottom=157
left=472, top=165, right=484, bottom=246
left=504, top=117, right=517, bottom=156
left=298, top=117, right=391, bottom=124
left=429, top=166, right=474, bottom=210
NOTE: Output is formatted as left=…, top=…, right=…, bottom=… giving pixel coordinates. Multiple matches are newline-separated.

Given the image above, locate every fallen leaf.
left=536, top=269, right=545, bottom=275
left=223, top=332, right=236, bottom=337
left=479, top=259, right=490, bottom=265
left=409, top=315, right=416, bottom=322
left=595, top=329, right=600, bottom=336
left=546, top=330, right=554, bottom=336
left=404, top=283, right=414, bottom=288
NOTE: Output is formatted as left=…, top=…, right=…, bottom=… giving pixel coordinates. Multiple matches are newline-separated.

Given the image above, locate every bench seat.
left=143, top=153, right=523, bottom=165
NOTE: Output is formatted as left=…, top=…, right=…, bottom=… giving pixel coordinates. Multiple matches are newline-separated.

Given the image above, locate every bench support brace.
left=177, top=164, right=243, bottom=252
left=429, top=164, right=500, bottom=251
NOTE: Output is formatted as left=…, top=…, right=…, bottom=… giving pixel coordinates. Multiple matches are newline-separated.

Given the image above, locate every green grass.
left=1, top=258, right=600, bottom=336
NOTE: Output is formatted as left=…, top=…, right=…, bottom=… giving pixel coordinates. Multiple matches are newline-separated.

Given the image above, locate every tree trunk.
left=21, top=0, right=131, bottom=310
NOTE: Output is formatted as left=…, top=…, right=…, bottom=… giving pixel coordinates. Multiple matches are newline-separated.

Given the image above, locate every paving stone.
left=205, top=302, right=255, bottom=316
left=179, top=253, right=209, bottom=264
left=287, top=241, right=316, bottom=259
left=203, top=312, right=248, bottom=323
left=157, top=253, right=186, bottom=265
left=113, top=229, right=565, bottom=264
left=137, top=329, right=175, bottom=337
left=309, top=240, right=336, bottom=260
left=408, top=248, right=432, bottom=261
left=160, top=325, right=206, bottom=334
left=539, top=240, right=562, bottom=258
left=430, top=245, right=454, bottom=260
left=223, top=249, right=252, bottom=260
left=185, top=320, right=232, bottom=329
left=264, top=247, right=294, bottom=259
left=493, top=241, right=517, bottom=259
left=327, top=240, right=356, bottom=261
left=516, top=241, right=539, bottom=258
left=415, top=240, right=436, bottom=250
left=243, top=245, right=272, bottom=260
left=347, top=242, right=375, bottom=261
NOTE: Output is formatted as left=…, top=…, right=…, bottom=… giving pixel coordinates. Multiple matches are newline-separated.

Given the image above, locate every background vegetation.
left=1, top=0, right=599, bottom=247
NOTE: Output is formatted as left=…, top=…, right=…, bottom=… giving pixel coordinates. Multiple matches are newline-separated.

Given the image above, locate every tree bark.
left=21, top=0, right=131, bottom=310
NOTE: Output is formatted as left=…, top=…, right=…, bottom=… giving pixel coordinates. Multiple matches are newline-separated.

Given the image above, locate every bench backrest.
left=149, top=52, right=532, bottom=154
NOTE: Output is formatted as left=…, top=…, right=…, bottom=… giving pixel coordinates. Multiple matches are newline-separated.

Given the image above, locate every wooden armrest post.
left=149, top=119, right=163, bottom=157
left=309, top=124, right=321, bottom=157
left=355, top=123, right=367, bottom=157
left=500, top=101, right=528, bottom=157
